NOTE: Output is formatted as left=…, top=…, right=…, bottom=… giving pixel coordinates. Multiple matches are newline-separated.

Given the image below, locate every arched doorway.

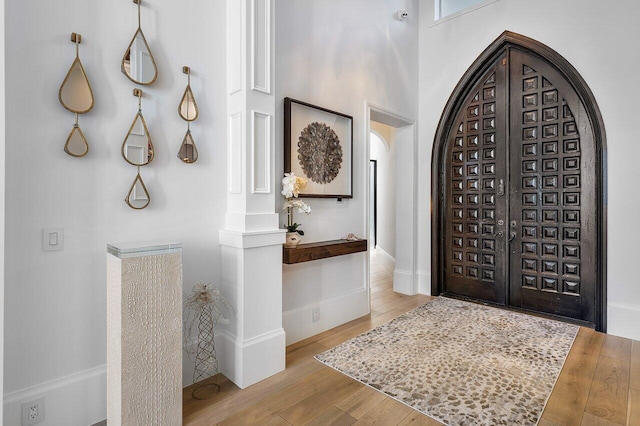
left=431, top=31, right=607, bottom=331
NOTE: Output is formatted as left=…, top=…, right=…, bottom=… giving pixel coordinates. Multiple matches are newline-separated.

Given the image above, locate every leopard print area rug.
left=314, top=297, right=578, bottom=425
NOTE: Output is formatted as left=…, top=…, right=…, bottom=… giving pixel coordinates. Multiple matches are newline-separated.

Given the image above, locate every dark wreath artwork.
left=297, top=122, right=343, bottom=184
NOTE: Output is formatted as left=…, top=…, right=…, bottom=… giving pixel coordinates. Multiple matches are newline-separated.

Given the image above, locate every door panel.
left=443, top=47, right=597, bottom=324
left=508, top=48, right=596, bottom=322
left=444, top=57, right=508, bottom=304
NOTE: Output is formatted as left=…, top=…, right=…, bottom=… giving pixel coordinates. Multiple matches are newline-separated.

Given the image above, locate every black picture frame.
left=285, top=97, right=353, bottom=199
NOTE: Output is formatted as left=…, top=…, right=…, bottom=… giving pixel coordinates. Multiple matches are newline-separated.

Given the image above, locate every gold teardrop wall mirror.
left=59, top=34, right=94, bottom=113
left=64, top=123, right=89, bottom=157
left=125, top=171, right=150, bottom=210
left=177, top=130, right=198, bottom=164
left=122, top=89, right=154, bottom=166
left=122, top=0, right=158, bottom=85
left=178, top=67, right=198, bottom=121
left=59, top=33, right=92, bottom=158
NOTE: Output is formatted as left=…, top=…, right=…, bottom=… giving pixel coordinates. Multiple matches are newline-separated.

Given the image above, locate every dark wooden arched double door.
left=432, top=32, right=606, bottom=330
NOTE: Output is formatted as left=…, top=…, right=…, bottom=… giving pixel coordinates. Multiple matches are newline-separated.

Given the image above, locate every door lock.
left=497, top=219, right=504, bottom=226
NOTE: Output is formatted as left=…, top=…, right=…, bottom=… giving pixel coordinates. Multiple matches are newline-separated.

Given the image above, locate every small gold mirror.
left=121, top=0, right=158, bottom=85
left=64, top=125, right=89, bottom=157
left=179, top=67, right=198, bottom=121
left=125, top=172, right=150, bottom=210
left=122, top=89, right=154, bottom=166
left=59, top=58, right=94, bottom=113
left=177, top=130, right=198, bottom=164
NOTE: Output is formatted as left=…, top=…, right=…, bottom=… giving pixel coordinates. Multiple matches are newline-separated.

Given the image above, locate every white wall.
left=0, top=0, right=5, bottom=419
left=4, top=0, right=226, bottom=424
left=370, top=124, right=397, bottom=258
left=418, top=0, right=640, bottom=340
left=276, top=0, right=419, bottom=344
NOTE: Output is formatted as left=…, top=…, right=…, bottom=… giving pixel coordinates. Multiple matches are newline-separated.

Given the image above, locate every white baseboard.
left=393, top=269, right=415, bottom=295
left=217, top=328, right=286, bottom=389
left=607, top=302, right=640, bottom=341
left=417, top=270, right=431, bottom=295
left=4, top=365, right=106, bottom=426
left=283, top=288, right=369, bottom=345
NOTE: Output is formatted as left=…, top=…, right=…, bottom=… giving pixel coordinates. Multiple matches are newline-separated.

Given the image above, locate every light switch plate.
left=42, top=228, right=64, bottom=252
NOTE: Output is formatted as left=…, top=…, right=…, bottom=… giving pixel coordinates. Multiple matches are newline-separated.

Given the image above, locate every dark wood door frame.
left=430, top=31, right=608, bottom=331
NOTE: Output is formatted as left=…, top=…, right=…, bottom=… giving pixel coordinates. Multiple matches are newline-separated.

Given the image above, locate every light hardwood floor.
left=183, top=252, right=640, bottom=425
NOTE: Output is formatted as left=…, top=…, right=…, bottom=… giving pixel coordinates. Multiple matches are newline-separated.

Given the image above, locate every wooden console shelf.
left=283, top=239, right=367, bottom=264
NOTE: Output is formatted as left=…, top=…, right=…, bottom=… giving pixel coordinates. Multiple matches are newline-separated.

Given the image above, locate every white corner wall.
left=276, top=0, right=419, bottom=344
left=4, top=0, right=227, bottom=424
left=0, top=0, right=5, bottom=420
left=418, top=0, right=640, bottom=340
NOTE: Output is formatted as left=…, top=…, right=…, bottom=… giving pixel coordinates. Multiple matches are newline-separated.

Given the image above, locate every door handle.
left=495, top=231, right=504, bottom=238
left=508, top=219, right=517, bottom=242
left=497, top=179, right=505, bottom=196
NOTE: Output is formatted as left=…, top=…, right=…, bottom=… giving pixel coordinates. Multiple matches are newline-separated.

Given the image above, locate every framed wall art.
left=285, top=97, right=353, bottom=198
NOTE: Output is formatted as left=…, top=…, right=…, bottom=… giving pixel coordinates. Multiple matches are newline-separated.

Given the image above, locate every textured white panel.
left=227, top=0, right=243, bottom=95
left=106, top=255, right=122, bottom=425
left=229, top=112, right=243, bottom=194
left=252, top=111, right=271, bottom=193
left=107, top=252, right=183, bottom=426
left=251, top=0, right=271, bottom=93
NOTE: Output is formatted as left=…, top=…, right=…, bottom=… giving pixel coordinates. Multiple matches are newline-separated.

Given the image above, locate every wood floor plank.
left=584, top=335, right=632, bottom=425
left=260, top=414, right=293, bottom=425
left=304, top=407, right=357, bottom=426
left=581, top=412, right=623, bottom=426
left=397, top=411, right=444, bottom=426
left=628, top=388, right=640, bottom=426
left=335, top=386, right=387, bottom=419
left=278, top=371, right=363, bottom=424
left=541, top=327, right=604, bottom=425
left=217, top=368, right=353, bottom=425
left=351, top=397, right=414, bottom=425
left=630, top=340, right=640, bottom=391
left=600, top=335, right=632, bottom=360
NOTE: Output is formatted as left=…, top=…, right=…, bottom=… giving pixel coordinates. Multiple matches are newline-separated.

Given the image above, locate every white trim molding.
left=251, top=111, right=272, bottom=194
left=251, top=0, right=271, bottom=94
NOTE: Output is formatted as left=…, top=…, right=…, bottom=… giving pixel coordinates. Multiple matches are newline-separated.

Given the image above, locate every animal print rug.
left=315, top=297, right=578, bottom=425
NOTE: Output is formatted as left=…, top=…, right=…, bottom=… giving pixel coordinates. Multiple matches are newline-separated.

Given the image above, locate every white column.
left=219, top=0, right=285, bottom=389
left=107, top=241, right=183, bottom=426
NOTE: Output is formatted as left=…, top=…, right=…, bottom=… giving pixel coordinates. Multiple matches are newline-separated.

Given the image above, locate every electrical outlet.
left=312, top=307, right=320, bottom=323
left=22, top=397, right=45, bottom=425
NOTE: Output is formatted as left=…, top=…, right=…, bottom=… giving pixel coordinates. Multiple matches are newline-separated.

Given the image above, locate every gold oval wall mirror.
left=125, top=172, right=150, bottom=210
left=122, top=0, right=158, bottom=85
left=178, top=130, right=198, bottom=163
left=65, top=124, right=89, bottom=157
left=122, top=89, right=154, bottom=166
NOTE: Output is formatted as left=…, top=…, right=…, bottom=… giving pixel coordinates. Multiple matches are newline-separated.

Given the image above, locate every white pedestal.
left=107, top=241, right=183, bottom=426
